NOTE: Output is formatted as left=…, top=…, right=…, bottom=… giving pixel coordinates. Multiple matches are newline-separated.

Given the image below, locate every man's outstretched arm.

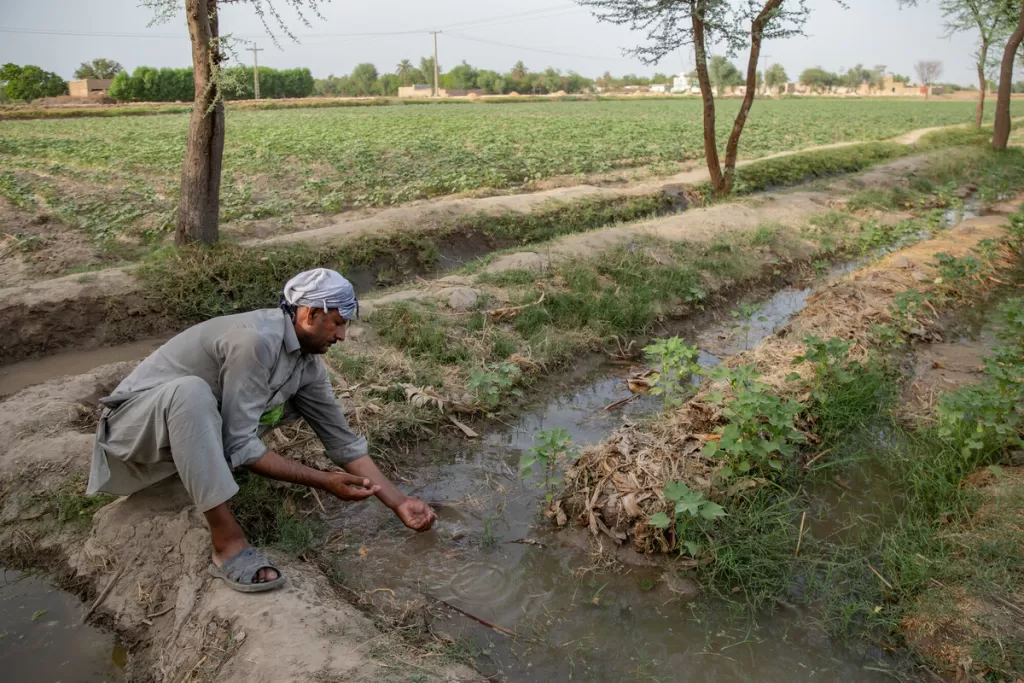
left=247, top=449, right=381, bottom=501
left=343, top=455, right=437, bottom=530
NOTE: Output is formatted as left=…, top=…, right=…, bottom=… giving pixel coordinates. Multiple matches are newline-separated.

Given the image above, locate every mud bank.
left=0, top=365, right=481, bottom=683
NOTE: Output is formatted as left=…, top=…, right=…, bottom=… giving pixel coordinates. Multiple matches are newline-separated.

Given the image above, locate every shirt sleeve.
left=291, top=359, right=368, bottom=466
left=216, top=329, right=274, bottom=469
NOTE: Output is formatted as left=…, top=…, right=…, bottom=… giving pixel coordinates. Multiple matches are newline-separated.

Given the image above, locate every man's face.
left=295, top=307, right=349, bottom=354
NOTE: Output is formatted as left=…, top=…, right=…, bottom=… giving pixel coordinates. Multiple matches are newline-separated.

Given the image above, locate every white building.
left=650, top=83, right=671, bottom=93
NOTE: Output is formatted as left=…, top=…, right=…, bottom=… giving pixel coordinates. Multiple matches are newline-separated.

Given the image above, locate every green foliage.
left=643, top=337, right=701, bottom=408
left=647, top=481, right=726, bottom=556
left=73, top=58, right=123, bottom=80
left=0, top=63, right=66, bottom=101
left=701, top=365, right=806, bottom=477
left=936, top=295, right=1024, bottom=457
left=468, top=361, right=523, bottom=412
left=730, top=302, right=767, bottom=351
left=231, top=473, right=322, bottom=555
left=0, top=99, right=995, bottom=218
left=36, top=475, right=117, bottom=526
left=707, top=56, right=743, bottom=95
left=793, top=336, right=890, bottom=444
left=371, top=302, right=470, bottom=365
left=928, top=252, right=987, bottom=293
left=519, top=428, right=579, bottom=503
left=799, top=66, right=840, bottom=93
left=764, top=63, right=788, bottom=91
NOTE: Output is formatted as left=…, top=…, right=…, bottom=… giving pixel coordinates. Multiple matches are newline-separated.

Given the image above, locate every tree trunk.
left=976, top=40, right=989, bottom=129
left=177, top=0, right=225, bottom=245
left=720, top=0, right=782, bottom=196
left=993, top=4, right=1024, bottom=150
left=691, top=0, right=724, bottom=194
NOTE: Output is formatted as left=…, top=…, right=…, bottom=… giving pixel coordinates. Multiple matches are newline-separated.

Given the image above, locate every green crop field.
left=0, top=98, right=999, bottom=238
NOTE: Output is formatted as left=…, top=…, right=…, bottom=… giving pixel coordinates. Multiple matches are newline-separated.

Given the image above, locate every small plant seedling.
left=468, top=361, right=522, bottom=413
left=31, top=610, right=47, bottom=621
left=643, top=337, right=702, bottom=409
left=647, top=481, right=726, bottom=556
left=520, top=428, right=579, bottom=503
left=730, top=302, right=767, bottom=351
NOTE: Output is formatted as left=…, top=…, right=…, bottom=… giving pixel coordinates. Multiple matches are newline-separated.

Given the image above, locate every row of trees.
left=107, top=65, right=315, bottom=102
left=0, top=63, right=67, bottom=101
left=314, top=58, right=596, bottom=97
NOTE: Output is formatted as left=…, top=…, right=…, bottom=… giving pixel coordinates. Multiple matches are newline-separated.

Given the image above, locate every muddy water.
left=0, top=569, right=126, bottom=682
left=0, top=338, right=165, bottom=397
left=326, top=270, right=900, bottom=681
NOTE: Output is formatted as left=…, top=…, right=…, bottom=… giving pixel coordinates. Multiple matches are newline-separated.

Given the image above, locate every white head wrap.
left=282, top=268, right=359, bottom=320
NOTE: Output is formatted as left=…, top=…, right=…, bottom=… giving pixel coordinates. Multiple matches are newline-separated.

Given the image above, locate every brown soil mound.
left=557, top=216, right=1013, bottom=553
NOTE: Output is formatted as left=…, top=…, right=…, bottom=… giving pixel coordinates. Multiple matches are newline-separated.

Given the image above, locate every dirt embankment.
left=0, top=366, right=481, bottom=683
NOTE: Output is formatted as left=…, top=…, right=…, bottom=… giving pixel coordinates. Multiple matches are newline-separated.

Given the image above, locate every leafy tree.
left=799, top=66, right=838, bottom=93
left=350, top=62, right=379, bottom=96
left=510, top=61, right=528, bottom=79
left=0, top=64, right=67, bottom=101
left=576, top=0, right=825, bottom=198
left=73, top=58, right=124, bottom=80
left=764, top=63, right=788, bottom=92
left=419, top=56, right=439, bottom=90
left=443, top=61, right=479, bottom=90
left=376, top=73, right=400, bottom=96
left=938, top=0, right=1014, bottom=126
left=707, top=55, right=743, bottom=95
left=652, top=71, right=669, bottom=83
left=476, top=69, right=504, bottom=94
left=396, top=59, right=413, bottom=78
left=144, top=0, right=333, bottom=245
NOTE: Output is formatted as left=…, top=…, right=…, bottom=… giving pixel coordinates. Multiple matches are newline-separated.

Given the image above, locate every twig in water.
left=794, top=511, right=807, bottom=558
left=429, top=595, right=517, bottom=638
left=604, top=394, right=640, bottom=411
left=82, top=566, right=125, bottom=624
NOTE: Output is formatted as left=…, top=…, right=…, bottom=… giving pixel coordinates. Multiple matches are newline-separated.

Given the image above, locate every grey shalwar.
left=87, top=309, right=367, bottom=512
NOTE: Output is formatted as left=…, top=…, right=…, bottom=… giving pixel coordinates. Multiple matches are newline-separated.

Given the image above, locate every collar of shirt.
left=281, top=309, right=301, bottom=354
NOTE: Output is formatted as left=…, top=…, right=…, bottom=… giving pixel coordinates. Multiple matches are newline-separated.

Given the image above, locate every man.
left=87, top=268, right=435, bottom=593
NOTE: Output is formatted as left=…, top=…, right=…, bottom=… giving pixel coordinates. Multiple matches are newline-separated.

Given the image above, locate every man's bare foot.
left=204, top=502, right=279, bottom=583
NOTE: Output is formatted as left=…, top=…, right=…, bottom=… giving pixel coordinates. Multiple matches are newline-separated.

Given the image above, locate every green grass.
left=134, top=193, right=672, bottom=324
left=31, top=474, right=117, bottom=526
left=230, top=473, right=323, bottom=555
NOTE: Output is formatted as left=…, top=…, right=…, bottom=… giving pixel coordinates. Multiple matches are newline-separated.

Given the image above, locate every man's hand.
left=394, top=497, right=437, bottom=532
left=324, top=472, right=381, bottom=501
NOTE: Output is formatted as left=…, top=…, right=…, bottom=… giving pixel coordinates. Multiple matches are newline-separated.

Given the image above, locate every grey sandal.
left=208, top=547, right=286, bottom=593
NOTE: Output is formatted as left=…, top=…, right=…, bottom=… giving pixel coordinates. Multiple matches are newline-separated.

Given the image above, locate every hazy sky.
left=0, top=0, right=982, bottom=85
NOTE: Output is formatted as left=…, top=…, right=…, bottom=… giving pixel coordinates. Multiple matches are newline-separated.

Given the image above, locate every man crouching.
left=87, top=268, right=435, bottom=593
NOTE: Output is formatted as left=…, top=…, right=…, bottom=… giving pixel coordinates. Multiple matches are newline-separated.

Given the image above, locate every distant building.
left=397, top=84, right=485, bottom=98
left=68, top=79, right=113, bottom=98
left=398, top=84, right=434, bottom=98
left=650, top=83, right=671, bottom=93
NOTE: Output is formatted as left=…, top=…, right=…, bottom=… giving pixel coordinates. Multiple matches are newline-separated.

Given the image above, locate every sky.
left=0, top=0, right=983, bottom=85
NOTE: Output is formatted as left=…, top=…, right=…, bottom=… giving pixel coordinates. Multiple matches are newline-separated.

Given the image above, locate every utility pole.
left=761, top=53, right=771, bottom=96
left=430, top=30, right=441, bottom=97
left=247, top=42, right=264, bottom=99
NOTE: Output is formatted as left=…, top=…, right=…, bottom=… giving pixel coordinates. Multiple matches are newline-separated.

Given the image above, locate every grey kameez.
left=87, top=309, right=367, bottom=512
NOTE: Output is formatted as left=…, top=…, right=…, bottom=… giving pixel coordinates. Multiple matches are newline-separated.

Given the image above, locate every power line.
left=0, top=6, right=583, bottom=41
left=445, top=33, right=617, bottom=62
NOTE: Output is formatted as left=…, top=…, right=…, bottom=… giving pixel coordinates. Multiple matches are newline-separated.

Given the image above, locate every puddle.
left=0, top=569, right=126, bottom=682
left=0, top=338, right=165, bottom=398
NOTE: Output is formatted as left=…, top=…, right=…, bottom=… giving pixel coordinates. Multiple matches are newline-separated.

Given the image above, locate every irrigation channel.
left=0, top=202, right=983, bottom=681
left=0, top=569, right=126, bottom=682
